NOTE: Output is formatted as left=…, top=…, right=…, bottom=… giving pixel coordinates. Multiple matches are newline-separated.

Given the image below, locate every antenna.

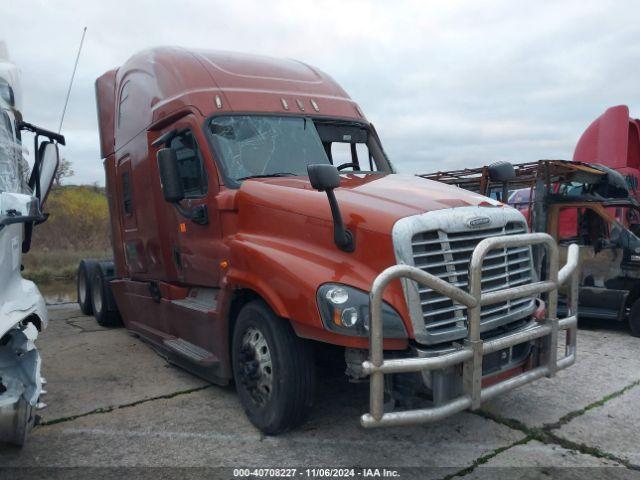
left=58, top=26, right=87, bottom=134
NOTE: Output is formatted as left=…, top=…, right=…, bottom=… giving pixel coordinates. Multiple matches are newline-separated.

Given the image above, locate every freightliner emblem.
left=467, top=216, right=491, bottom=228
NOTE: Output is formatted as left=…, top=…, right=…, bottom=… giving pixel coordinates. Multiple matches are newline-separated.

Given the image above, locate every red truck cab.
left=80, top=47, right=578, bottom=433
left=574, top=105, right=640, bottom=198
left=573, top=105, right=640, bottom=233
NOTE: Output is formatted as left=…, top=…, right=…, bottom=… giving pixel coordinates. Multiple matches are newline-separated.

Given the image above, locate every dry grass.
left=22, top=185, right=112, bottom=283
left=22, top=248, right=112, bottom=283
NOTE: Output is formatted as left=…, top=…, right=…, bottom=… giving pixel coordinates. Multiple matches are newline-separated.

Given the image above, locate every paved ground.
left=1, top=304, right=639, bottom=479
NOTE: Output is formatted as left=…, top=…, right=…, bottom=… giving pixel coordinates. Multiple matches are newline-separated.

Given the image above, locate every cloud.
left=2, top=0, right=640, bottom=184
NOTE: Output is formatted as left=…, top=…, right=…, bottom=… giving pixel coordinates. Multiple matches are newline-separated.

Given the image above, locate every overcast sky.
left=2, top=0, right=640, bottom=185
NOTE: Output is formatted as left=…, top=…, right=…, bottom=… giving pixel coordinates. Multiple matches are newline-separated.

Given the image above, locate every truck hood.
left=238, top=173, right=502, bottom=233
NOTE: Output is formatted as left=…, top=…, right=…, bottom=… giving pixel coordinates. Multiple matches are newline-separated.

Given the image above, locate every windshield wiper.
left=237, top=172, right=298, bottom=181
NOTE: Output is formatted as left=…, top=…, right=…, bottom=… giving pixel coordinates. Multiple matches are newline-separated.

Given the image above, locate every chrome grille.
left=411, top=221, right=535, bottom=337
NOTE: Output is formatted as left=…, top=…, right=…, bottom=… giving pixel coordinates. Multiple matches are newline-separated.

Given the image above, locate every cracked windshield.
left=208, top=116, right=330, bottom=180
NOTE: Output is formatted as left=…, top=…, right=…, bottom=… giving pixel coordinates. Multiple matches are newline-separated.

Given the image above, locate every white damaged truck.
left=0, top=51, right=65, bottom=446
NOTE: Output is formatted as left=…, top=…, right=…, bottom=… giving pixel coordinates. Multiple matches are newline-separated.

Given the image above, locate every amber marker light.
left=332, top=308, right=342, bottom=326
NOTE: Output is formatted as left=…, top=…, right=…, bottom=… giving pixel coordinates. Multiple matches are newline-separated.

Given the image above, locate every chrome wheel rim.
left=238, top=327, right=273, bottom=405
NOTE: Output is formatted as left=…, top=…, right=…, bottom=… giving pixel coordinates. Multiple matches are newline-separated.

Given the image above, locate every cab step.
left=170, top=287, right=218, bottom=313
left=163, top=338, right=219, bottom=366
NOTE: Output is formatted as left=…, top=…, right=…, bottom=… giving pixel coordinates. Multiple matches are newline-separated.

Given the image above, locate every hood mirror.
left=307, top=164, right=354, bottom=252
left=308, top=163, right=341, bottom=191
left=488, top=161, right=515, bottom=202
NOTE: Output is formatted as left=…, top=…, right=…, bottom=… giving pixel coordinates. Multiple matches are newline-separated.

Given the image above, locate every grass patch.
left=21, top=185, right=113, bottom=284
left=546, top=379, right=640, bottom=430
left=22, top=249, right=111, bottom=283
left=443, top=436, right=533, bottom=479
left=470, top=380, right=640, bottom=473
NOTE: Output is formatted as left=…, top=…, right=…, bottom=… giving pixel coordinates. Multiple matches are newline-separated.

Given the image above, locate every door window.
left=322, top=126, right=379, bottom=172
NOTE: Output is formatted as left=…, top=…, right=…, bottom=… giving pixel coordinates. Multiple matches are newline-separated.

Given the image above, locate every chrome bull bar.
left=361, top=233, right=580, bottom=428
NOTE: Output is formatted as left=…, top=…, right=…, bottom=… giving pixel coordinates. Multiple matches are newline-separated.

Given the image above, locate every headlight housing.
left=316, top=283, right=408, bottom=338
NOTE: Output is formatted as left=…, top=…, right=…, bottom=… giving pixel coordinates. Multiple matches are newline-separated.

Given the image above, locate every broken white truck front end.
left=0, top=67, right=63, bottom=443
left=0, top=192, right=48, bottom=446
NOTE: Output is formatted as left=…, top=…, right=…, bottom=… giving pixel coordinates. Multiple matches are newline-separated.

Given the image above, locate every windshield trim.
left=201, top=112, right=394, bottom=189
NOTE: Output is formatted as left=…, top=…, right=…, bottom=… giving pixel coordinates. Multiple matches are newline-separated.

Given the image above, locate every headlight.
left=316, top=284, right=408, bottom=338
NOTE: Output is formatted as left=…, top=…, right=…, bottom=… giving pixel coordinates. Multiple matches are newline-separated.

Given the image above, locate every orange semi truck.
left=78, top=47, right=580, bottom=433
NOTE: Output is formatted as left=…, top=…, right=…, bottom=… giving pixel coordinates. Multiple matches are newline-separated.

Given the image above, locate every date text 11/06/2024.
left=233, top=468, right=401, bottom=478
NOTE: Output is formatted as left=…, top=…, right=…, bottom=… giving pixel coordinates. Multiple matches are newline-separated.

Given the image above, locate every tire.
left=1, top=398, right=33, bottom=447
left=629, top=299, right=640, bottom=337
left=77, top=259, right=98, bottom=315
left=232, top=300, right=315, bottom=435
left=90, top=264, right=122, bottom=328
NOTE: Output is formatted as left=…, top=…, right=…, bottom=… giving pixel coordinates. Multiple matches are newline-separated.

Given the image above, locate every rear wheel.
left=629, top=299, right=640, bottom=337
left=77, top=259, right=98, bottom=315
left=232, top=300, right=315, bottom=435
left=90, top=264, right=122, bottom=327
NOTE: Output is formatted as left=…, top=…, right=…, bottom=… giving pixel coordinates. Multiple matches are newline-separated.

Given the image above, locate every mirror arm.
left=29, top=133, right=41, bottom=197
left=18, top=121, right=66, bottom=145
left=502, top=181, right=509, bottom=203
left=325, top=189, right=354, bottom=252
left=0, top=214, right=47, bottom=253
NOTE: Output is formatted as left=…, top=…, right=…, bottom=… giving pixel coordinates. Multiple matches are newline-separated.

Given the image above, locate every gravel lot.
left=0, top=303, right=639, bottom=479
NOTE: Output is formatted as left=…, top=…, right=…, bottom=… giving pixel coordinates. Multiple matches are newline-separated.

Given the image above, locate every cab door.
left=154, top=114, right=224, bottom=287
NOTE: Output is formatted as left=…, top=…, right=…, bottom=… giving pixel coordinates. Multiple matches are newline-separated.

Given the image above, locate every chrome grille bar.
left=411, top=220, right=535, bottom=340
left=414, top=247, right=529, bottom=269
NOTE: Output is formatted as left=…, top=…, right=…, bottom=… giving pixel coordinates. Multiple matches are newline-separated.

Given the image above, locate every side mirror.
left=488, top=161, right=515, bottom=183
left=157, top=148, right=185, bottom=203
left=307, top=163, right=354, bottom=252
left=488, top=161, right=516, bottom=202
left=308, top=163, right=341, bottom=191
left=38, top=142, right=59, bottom=205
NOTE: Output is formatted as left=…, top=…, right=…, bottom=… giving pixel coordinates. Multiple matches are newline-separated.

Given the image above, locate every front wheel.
left=232, top=301, right=315, bottom=435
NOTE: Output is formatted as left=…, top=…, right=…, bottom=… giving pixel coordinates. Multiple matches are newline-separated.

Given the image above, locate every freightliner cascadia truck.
left=79, top=47, right=580, bottom=434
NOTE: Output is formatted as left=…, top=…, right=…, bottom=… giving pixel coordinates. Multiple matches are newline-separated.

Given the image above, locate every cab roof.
left=96, top=47, right=366, bottom=157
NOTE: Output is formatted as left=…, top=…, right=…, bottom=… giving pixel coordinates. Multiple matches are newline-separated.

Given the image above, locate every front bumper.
left=361, top=233, right=579, bottom=428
